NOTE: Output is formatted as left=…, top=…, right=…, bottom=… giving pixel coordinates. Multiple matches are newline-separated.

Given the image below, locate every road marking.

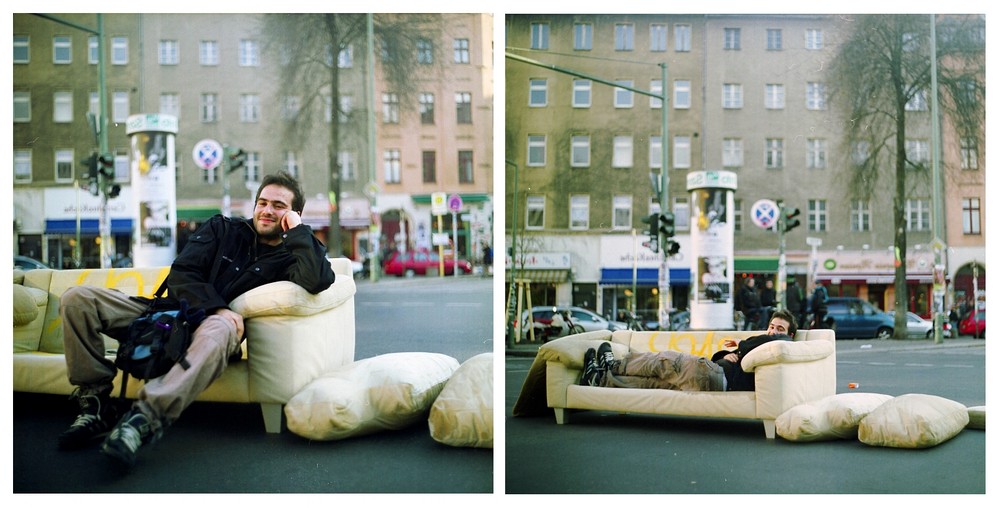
left=868, top=362, right=896, bottom=366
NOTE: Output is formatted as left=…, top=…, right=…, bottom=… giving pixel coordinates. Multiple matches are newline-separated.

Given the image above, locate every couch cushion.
left=285, top=352, right=459, bottom=441
left=13, top=284, right=41, bottom=326
left=428, top=352, right=493, bottom=448
left=13, top=285, right=49, bottom=352
left=858, top=394, right=969, bottom=448
left=776, top=392, right=894, bottom=442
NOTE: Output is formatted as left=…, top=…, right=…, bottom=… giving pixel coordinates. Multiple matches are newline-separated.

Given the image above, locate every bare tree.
left=829, top=14, right=984, bottom=339
left=262, top=14, right=443, bottom=256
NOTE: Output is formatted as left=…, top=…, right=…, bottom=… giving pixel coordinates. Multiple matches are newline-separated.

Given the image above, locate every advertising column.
left=126, top=114, right=178, bottom=267
left=687, top=170, right=737, bottom=330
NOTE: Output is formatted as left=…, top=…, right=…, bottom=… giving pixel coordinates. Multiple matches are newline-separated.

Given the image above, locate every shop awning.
left=599, top=268, right=691, bottom=285
left=508, top=269, right=570, bottom=284
left=45, top=219, right=134, bottom=235
left=177, top=206, right=221, bottom=221
left=734, top=257, right=778, bottom=273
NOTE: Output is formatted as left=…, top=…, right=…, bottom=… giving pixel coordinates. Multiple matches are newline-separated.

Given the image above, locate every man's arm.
left=279, top=222, right=336, bottom=294
left=167, top=216, right=232, bottom=313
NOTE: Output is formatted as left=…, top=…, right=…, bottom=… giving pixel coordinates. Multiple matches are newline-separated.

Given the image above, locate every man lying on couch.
left=580, top=309, right=797, bottom=392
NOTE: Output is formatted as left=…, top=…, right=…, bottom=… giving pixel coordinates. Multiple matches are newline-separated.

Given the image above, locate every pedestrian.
left=758, top=279, right=777, bottom=328
left=949, top=306, right=960, bottom=337
left=785, top=278, right=807, bottom=330
left=810, top=282, right=829, bottom=329
left=737, top=278, right=762, bottom=331
left=580, top=309, right=797, bottom=392
left=57, top=172, right=335, bottom=469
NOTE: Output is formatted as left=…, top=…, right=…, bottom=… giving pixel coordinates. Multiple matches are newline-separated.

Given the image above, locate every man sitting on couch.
left=580, top=309, right=797, bottom=392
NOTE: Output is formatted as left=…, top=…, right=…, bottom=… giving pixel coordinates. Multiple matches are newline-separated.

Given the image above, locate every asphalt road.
left=504, top=338, right=986, bottom=495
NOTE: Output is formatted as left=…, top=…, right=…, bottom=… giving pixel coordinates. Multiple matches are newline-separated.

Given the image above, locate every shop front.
left=598, top=234, right=691, bottom=325
left=814, top=249, right=938, bottom=317
left=36, top=187, right=135, bottom=269
left=506, top=251, right=572, bottom=310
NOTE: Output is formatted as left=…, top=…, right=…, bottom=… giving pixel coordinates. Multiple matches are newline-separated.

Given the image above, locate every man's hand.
left=280, top=210, right=302, bottom=231
left=724, top=339, right=738, bottom=348
left=214, top=308, right=244, bottom=338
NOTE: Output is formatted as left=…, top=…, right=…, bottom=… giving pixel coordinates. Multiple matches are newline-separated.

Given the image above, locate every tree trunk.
left=325, top=14, right=343, bottom=256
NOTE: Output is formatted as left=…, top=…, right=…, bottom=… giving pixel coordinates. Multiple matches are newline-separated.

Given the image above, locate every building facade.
left=505, top=14, right=984, bottom=325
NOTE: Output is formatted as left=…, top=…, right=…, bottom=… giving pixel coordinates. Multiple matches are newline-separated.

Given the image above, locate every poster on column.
left=686, top=170, right=737, bottom=330
left=127, top=114, right=178, bottom=267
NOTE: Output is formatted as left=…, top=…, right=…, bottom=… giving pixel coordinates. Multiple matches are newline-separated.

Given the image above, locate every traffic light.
left=781, top=206, right=801, bottom=233
left=659, top=212, right=676, bottom=238
left=97, top=153, right=121, bottom=199
left=81, top=153, right=100, bottom=196
left=226, top=147, right=247, bottom=174
left=664, top=238, right=681, bottom=256
left=641, top=213, right=659, bottom=253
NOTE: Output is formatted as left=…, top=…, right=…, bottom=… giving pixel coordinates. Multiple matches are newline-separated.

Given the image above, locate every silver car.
left=519, top=306, right=627, bottom=341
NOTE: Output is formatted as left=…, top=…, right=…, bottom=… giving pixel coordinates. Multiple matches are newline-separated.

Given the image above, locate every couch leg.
left=554, top=408, right=570, bottom=424
left=261, top=403, right=283, bottom=433
left=763, top=419, right=776, bottom=439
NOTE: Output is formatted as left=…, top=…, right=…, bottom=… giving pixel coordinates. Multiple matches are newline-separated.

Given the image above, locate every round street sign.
left=448, top=193, right=463, bottom=213
left=192, top=139, right=224, bottom=170
left=750, top=199, right=779, bottom=229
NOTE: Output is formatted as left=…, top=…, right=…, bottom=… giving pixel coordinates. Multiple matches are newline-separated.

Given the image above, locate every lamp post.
left=929, top=14, right=946, bottom=344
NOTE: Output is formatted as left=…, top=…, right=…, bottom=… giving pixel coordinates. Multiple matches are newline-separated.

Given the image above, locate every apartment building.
left=505, top=14, right=984, bottom=321
left=13, top=13, right=493, bottom=269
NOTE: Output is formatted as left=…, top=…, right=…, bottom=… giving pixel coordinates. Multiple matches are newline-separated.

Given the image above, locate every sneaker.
left=58, top=388, right=118, bottom=450
left=596, top=341, right=618, bottom=372
left=580, top=348, right=603, bottom=386
left=100, top=408, right=158, bottom=469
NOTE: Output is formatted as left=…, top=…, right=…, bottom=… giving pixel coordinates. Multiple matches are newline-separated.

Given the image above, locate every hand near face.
left=280, top=210, right=302, bottom=231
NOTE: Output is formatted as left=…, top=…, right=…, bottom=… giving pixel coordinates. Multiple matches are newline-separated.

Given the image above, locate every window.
left=338, top=45, right=353, bottom=68
left=673, top=197, right=691, bottom=231
left=340, top=152, right=357, bottom=181
left=111, top=37, right=128, bottom=65
left=765, top=138, right=784, bottom=169
left=905, top=139, right=929, bottom=167
left=615, top=24, right=634, bottom=51
left=573, top=79, right=591, bottom=107
left=200, top=93, right=218, bottom=122
left=723, top=138, right=743, bottom=168
left=530, top=23, right=549, bottom=50
left=339, top=95, right=353, bottom=123
left=806, top=82, right=826, bottom=110
left=767, top=29, right=783, bottom=50
left=14, top=149, right=32, bottom=183
left=455, top=92, right=472, bottom=124
left=765, top=84, right=785, bottom=109
left=570, top=195, right=590, bottom=230
left=650, top=79, right=663, bottom=109
left=281, top=96, right=300, bottom=121
left=159, top=93, right=180, bottom=117
left=419, top=93, right=435, bottom=124
left=458, top=150, right=474, bottom=184
left=650, top=24, right=668, bottom=51
left=723, top=83, right=743, bottom=109
left=53, top=36, right=71, bottom=64
left=526, top=195, right=545, bottom=230
left=734, top=199, right=743, bottom=232
left=417, top=38, right=433, bottom=64
left=905, top=89, right=928, bottom=111
left=674, top=80, right=691, bottom=109
left=962, top=198, right=981, bottom=235
left=88, top=36, right=98, bottom=64
left=54, top=149, right=74, bottom=182
left=159, top=40, right=179, bottom=65
left=571, top=135, right=590, bottom=167
left=529, top=79, right=547, bottom=107
left=527, top=135, right=546, bottom=166
left=612, top=136, right=633, bottom=168
left=673, top=135, right=691, bottom=169
left=961, top=137, right=979, bottom=170
left=283, top=151, right=300, bottom=178
left=382, top=93, right=399, bottom=124
left=239, top=39, right=259, bottom=66
left=200, top=40, right=218, bottom=65
left=675, top=24, right=691, bottom=51
left=613, top=195, right=633, bottom=230
left=724, top=28, right=741, bottom=50
left=88, top=91, right=99, bottom=116
left=850, top=200, right=870, bottom=232
left=14, top=91, right=31, bottom=122
left=244, top=152, right=261, bottom=183
left=422, top=151, right=436, bottom=183
left=112, top=91, right=129, bottom=122
left=384, top=149, right=401, bottom=183
left=614, top=80, right=633, bottom=108
left=649, top=136, right=662, bottom=169
left=806, top=29, right=823, bottom=50
left=453, top=39, right=469, bottom=63
left=808, top=199, right=827, bottom=231
left=905, top=199, right=930, bottom=231
left=240, top=94, right=260, bottom=123
left=574, top=23, right=592, bottom=50
left=851, top=141, right=870, bottom=166
left=807, top=138, right=827, bottom=169
left=14, top=35, right=29, bottom=63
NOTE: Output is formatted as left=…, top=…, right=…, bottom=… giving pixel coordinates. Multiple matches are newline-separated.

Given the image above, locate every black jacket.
left=711, top=333, right=791, bottom=391
left=165, top=214, right=335, bottom=314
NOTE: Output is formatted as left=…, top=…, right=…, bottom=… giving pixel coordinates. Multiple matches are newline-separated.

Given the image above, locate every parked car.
left=14, top=255, right=49, bottom=271
left=824, top=297, right=895, bottom=340
left=518, top=306, right=626, bottom=341
left=382, top=249, right=472, bottom=277
left=958, top=310, right=986, bottom=338
left=888, top=311, right=952, bottom=339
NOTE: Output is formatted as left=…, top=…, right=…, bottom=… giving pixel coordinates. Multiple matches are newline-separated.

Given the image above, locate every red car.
left=382, top=249, right=472, bottom=277
left=959, top=310, right=985, bottom=338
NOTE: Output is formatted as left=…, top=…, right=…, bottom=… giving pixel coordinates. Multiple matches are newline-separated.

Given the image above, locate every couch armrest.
left=741, top=339, right=833, bottom=372
left=752, top=347, right=837, bottom=419
left=228, top=278, right=356, bottom=318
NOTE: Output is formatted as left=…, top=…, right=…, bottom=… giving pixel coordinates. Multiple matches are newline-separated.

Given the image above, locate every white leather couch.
left=512, top=328, right=836, bottom=438
left=12, top=258, right=356, bottom=433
